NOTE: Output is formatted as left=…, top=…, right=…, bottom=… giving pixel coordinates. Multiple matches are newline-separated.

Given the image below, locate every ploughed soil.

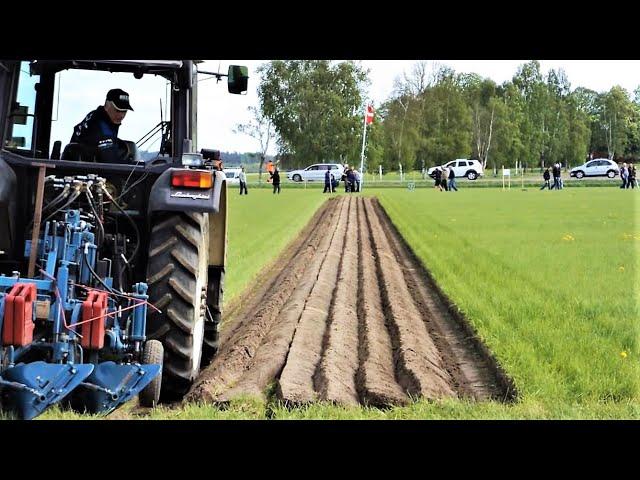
left=187, top=196, right=516, bottom=408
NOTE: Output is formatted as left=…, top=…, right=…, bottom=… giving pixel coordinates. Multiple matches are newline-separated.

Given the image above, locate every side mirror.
left=228, top=65, right=248, bottom=94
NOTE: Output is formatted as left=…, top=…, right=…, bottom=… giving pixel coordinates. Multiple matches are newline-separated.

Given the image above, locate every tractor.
left=0, top=60, right=247, bottom=418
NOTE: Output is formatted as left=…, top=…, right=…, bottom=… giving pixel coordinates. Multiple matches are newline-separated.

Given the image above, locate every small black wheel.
left=139, top=339, right=164, bottom=408
left=293, top=174, right=302, bottom=182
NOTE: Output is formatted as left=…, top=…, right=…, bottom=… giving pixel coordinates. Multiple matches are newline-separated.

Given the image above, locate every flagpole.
left=360, top=104, right=368, bottom=192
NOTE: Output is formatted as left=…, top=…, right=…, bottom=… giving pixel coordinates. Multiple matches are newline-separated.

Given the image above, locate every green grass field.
left=224, top=188, right=326, bottom=304
left=372, top=187, right=639, bottom=418
left=34, top=186, right=639, bottom=419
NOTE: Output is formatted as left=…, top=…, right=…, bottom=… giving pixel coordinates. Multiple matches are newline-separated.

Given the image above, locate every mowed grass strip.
left=371, top=187, right=639, bottom=418
left=224, top=188, right=326, bottom=303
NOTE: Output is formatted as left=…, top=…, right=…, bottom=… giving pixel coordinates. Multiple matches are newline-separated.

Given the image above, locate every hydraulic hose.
left=101, top=187, right=140, bottom=265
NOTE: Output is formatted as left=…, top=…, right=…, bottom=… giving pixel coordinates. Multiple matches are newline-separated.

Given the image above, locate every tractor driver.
left=69, top=89, right=134, bottom=163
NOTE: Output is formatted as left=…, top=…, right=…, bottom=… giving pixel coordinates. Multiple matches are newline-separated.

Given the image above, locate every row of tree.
left=237, top=60, right=640, bottom=174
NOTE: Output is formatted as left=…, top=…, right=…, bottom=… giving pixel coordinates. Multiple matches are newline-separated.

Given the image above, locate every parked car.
left=428, top=159, right=483, bottom=180
left=223, top=168, right=242, bottom=185
left=286, top=163, right=344, bottom=182
left=570, top=159, right=619, bottom=179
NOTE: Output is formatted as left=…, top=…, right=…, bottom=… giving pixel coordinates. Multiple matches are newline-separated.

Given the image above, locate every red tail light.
left=171, top=170, right=213, bottom=189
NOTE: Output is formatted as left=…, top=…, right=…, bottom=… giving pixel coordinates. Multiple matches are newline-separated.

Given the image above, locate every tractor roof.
left=29, top=60, right=201, bottom=76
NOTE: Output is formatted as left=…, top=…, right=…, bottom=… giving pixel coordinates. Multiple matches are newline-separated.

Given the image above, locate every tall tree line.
left=253, top=60, right=640, bottom=173
left=373, top=61, right=640, bottom=173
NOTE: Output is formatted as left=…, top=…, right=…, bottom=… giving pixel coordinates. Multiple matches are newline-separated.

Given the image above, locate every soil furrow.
left=363, top=199, right=456, bottom=400
left=277, top=196, right=352, bottom=404
left=356, top=197, right=409, bottom=406
left=315, top=196, right=360, bottom=405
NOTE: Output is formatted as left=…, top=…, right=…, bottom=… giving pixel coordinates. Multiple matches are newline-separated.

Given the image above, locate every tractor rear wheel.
left=146, top=212, right=209, bottom=402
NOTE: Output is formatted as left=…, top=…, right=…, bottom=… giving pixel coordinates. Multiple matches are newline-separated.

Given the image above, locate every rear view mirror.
left=228, top=65, right=248, bottom=94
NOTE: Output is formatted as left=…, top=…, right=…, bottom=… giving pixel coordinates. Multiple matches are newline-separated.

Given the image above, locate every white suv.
left=570, top=159, right=619, bottom=179
left=223, top=168, right=242, bottom=185
left=428, top=159, right=483, bottom=180
left=286, top=163, right=344, bottom=182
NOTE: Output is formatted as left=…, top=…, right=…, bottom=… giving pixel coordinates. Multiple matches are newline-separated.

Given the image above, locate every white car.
left=286, top=163, right=344, bottom=182
left=570, top=159, right=619, bottom=179
left=428, top=159, right=483, bottom=180
left=223, top=168, right=242, bottom=185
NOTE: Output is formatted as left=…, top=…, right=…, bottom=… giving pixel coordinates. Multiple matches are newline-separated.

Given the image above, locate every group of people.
left=324, top=165, right=361, bottom=194
left=619, top=162, right=637, bottom=189
left=433, top=166, right=458, bottom=192
left=540, top=162, right=564, bottom=190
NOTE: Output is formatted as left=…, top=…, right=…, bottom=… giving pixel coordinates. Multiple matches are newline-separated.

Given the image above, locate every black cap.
left=106, top=89, right=133, bottom=111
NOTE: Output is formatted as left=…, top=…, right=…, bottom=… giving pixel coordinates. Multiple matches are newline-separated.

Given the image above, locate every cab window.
left=5, top=61, right=39, bottom=153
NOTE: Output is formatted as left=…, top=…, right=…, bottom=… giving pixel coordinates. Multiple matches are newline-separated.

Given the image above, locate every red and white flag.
left=365, top=104, right=374, bottom=125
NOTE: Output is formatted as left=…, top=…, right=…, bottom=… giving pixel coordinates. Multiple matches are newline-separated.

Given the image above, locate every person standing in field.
left=323, top=169, right=334, bottom=193
left=551, top=162, right=561, bottom=190
left=346, top=167, right=357, bottom=193
left=620, top=163, right=628, bottom=189
left=271, top=167, right=281, bottom=194
left=627, top=163, right=636, bottom=189
left=540, top=167, right=551, bottom=190
left=440, top=166, right=449, bottom=191
left=265, top=159, right=275, bottom=183
left=448, top=167, right=458, bottom=191
left=434, top=167, right=442, bottom=191
left=239, top=165, right=248, bottom=195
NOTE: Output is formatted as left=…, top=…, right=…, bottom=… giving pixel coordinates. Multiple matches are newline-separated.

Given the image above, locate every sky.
left=38, top=60, right=640, bottom=158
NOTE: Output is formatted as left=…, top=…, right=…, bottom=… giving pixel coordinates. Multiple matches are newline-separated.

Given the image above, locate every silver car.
left=570, top=159, right=619, bottom=179
left=286, top=163, right=344, bottom=182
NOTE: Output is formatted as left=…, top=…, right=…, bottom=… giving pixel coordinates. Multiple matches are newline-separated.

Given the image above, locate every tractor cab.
left=0, top=60, right=248, bottom=418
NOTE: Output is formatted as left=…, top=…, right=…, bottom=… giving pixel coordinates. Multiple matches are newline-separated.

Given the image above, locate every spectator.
left=323, top=169, right=334, bottom=193
left=620, top=163, right=628, bottom=189
left=628, top=162, right=636, bottom=189
left=239, top=166, right=248, bottom=195
left=434, top=167, right=442, bottom=191
left=265, top=159, right=275, bottom=183
left=271, top=167, right=281, bottom=194
left=343, top=165, right=353, bottom=192
left=440, top=166, right=449, bottom=191
left=346, top=168, right=357, bottom=193
left=448, top=167, right=458, bottom=191
left=354, top=169, right=361, bottom=192
left=540, top=167, right=551, bottom=190
left=551, top=162, right=561, bottom=190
